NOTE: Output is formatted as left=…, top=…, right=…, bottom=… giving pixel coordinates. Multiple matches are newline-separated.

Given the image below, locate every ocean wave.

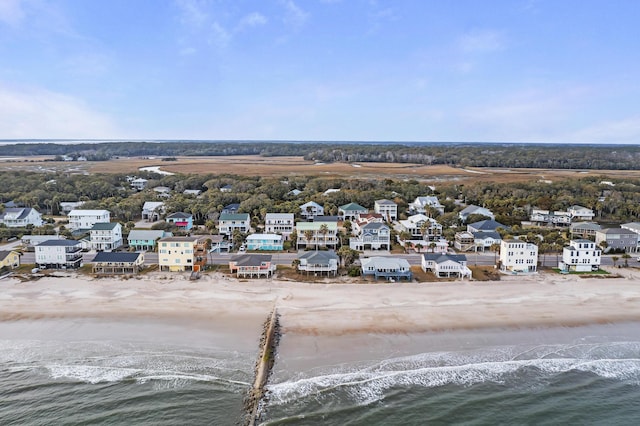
left=268, top=343, right=640, bottom=406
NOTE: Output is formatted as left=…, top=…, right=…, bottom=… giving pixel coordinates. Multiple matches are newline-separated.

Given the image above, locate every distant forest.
left=3, top=141, right=640, bottom=170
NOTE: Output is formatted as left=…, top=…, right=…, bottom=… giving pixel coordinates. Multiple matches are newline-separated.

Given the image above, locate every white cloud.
left=459, top=30, right=506, bottom=53
left=175, top=0, right=209, bottom=28
left=0, top=0, right=25, bottom=26
left=0, top=85, right=119, bottom=138
left=238, top=12, right=267, bottom=30
left=279, top=0, right=308, bottom=30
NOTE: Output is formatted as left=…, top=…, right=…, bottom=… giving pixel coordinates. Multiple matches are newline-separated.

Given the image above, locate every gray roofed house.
left=467, top=219, right=509, bottom=233
left=0, top=207, right=43, bottom=228
left=421, top=253, right=472, bottom=278
left=595, top=227, right=639, bottom=253
left=349, top=221, right=390, bottom=251
left=127, top=229, right=173, bottom=251
left=361, top=257, right=412, bottom=281
left=570, top=222, right=602, bottom=239
left=298, top=251, right=339, bottom=276
left=458, top=205, right=495, bottom=222
left=228, top=254, right=275, bottom=278
left=92, top=251, right=145, bottom=275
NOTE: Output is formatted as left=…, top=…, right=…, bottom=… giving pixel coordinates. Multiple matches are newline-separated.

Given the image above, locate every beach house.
left=570, top=222, right=602, bottom=239
left=130, top=178, right=148, bottom=191
left=297, top=251, right=339, bottom=276
left=567, top=205, right=595, bottom=221
left=0, top=250, right=20, bottom=270
left=90, top=222, right=123, bottom=251
left=408, top=196, right=444, bottom=215
left=245, top=233, right=283, bottom=251
left=338, top=202, right=368, bottom=221
left=264, top=213, right=295, bottom=239
left=595, top=228, right=639, bottom=253
left=218, top=213, right=251, bottom=236
left=421, top=253, right=471, bottom=278
left=141, top=201, right=165, bottom=222
left=458, top=205, right=495, bottom=222
left=68, top=209, right=111, bottom=231
left=360, top=257, right=412, bottom=281
left=499, top=239, right=538, bottom=274
left=92, top=252, right=145, bottom=275
left=299, top=201, right=324, bottom=220
left=166, top=212, right=193, bottom=230
left=0, top=207, right=43, bottom=228
left=560, top=239, right=601, bottom=272
left=397, top=214, right=443, bottom=242
left=349, top=222, right=391, bottom=251
left=127, top=229, right=173, bottom=251
left=295, top=221, right=338, bottom=249
left=374, top=199, right=398, bottom=222
left=158, top=236, right=208, bottom=272
left=35, top=240, right=83, bottom=269
left=228, top=254, right=275, bottom=278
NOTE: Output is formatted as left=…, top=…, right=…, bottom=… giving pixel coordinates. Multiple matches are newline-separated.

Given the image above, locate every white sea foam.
left=48, top=364, right=140, bottom=384
left=268, top=342, right=640, bottom=406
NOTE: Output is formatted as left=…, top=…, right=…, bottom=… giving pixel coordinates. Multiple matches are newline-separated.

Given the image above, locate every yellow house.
left=0, top=250, right=21, bottom=270
left=158, top=236, right=208, bottom=272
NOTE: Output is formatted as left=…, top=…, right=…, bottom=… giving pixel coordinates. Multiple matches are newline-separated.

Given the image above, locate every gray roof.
left=599, top=227, right=638, bottom=235
left=0, top=250, right=18, bottom=261
left=299, top=251, right=339, bottom=263
left=220, top=213, right=250, bottom=220
left=362, top=222, right=389, bottom=230
left=167, top=212, right=192, bottom=219
left=471, top=230, right=501, bottom=239
left=571, top=222, right=602, bottom=230
left=128, top=230, right=170, bottom=240
left=468, top=219, right=508, bottom=231
left=91, top=222, right=119, bottom=231
left=1, top=207, right=38, bottom=220
left=93, top=252, right=142, bottom=263
left=422, top=253, right=467, bottom=263
left=230, top=254, right=272, bottom=266
left=375, top=199, right=396, bottom=205
left=37, top=239, right=81, bottom=247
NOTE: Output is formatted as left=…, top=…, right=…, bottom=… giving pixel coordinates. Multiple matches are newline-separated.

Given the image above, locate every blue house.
left=127, top=229, right=173, bottom=251
left=245, top=234, right=283, bottom=251
left=166, top=212, right=193, bottom=230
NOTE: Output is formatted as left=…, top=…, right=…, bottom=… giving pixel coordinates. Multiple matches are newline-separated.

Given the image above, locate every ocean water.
left=2, top=321, right=640, bottom=425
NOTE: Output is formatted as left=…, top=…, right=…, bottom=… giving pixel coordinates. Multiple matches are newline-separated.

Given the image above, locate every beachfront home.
left=421, top=253, right=471, bottom=278
left=218, top=213, right=251, bottom=237
left=228, top=254, right=275, bottom=278
left=458, top=205, right=495, bottom=222
left=570, top=222, right=602, bottom=239
left=0, top=207, right=43, bottom=228
left=499, top=239, right=538, bottom=274
left=92, top=252, right=145, bottom=275
left=467, top=219, right=508, bottom=234
left=595, top=228, right=639, bottom=253
left=158, top=236, right=208, bottom=272
left=408, top=196, right=444, bottom=216
left=245, top=234, right=283, bottom=251
left=397, top=214, right=443, bottom=241
left=297, top=251, right=339, bottom=276
left=68, top=209, right=111, bottom=231
left=264, top=213, right=295, bottom=239
left=90, top=222, right=123, bottom=251
left=360, top=257, right=412, bottom=281
left=454, top=230, right=501, bottom=252
left=35, top=240, right=83, bottom=269
left=374, top=199, right=398, bottom=222
left=338, top=202, right=368, bottom=221
left=166, top=212, right=193, bottom=230
left=621, top=222, right=640, bottom=238
left=300, top=201, right=324, bottom=219
left=295, top=221, right=339, bottom=249
left=141, top=201, right=165, bottom=222
left=560, top=239, right=601, bottom=272
left=127, top=229, right=173, bottom=251
left=0, top=250, right=20, bottom=270
left=349, top=222, right=391, bottom=251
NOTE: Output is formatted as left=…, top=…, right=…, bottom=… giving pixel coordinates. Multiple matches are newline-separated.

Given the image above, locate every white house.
left=296, top=221, right=338, bottom=249
left=338, top=202, right=368, bottom=221
left=421, top=253, right=471, bottom=278
left=458, top=205, right=495, bottom=222
left=350, top=222, right=391, bottom=251
left=264, top=213, right=295, bottom=239
left=218, top=213, right=251, bottom=236
left=374, top=199, right=398, bottom=221
left=142, top=201, right=165, bottom=222
left=59, top=201, right=85, bottom=214
left=130, top=178, right=148, bottom=191
left=567, top=205, right=595, bottom=221
left=560, top=239, right=601, bottom=272
left=408, top=196, right=444, bottom=215
left=361, top=257, right=412, bottom=281
left=297, top=251, right=339, bottom=276
left=68, top=209, right=111, bottom=231
left=90, top=222, right=123, bottom=251
left=0, top=208, right=43, bottom=228
left=300, top=201, right=324, bottom=219
left=499, top=239, right=538, bottom=274
left=397, top=214, right=443, bottom=242
left=529, top=209, right=572, bottom=226
left=35, top=239, right=83, bottom=269
left=454, top=230, right=501, bottom=252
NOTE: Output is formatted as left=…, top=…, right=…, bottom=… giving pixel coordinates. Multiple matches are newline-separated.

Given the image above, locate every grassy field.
left=3, top=155, right=640, bottom=184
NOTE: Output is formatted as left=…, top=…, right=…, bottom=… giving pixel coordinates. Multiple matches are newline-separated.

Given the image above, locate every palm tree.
left=303, top=229, right=314, bottom=250
left=429, top=242, right=437, bottom=253
left=490, top=243, right=501, bottom=264
left=414, top=243, right=423, bottom=253
left=319, top=224, right=329, bottom=249
left=622, top=253, right=631, bottom=268
left=612, top=256, right=619, bottom=267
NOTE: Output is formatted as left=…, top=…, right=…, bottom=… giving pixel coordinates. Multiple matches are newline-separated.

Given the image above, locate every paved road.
left=15, top=247, right=637, bottom=268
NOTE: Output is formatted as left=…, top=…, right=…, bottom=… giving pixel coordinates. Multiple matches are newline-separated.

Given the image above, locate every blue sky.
left=1, top=0, right=639, bottom=143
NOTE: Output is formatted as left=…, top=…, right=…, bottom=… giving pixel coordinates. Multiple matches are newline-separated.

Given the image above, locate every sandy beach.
left=2, top=269, right=640, bottom=336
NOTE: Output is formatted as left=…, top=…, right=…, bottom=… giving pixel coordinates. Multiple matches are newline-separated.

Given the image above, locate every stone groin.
left=243, top=308, right=281, bottom=426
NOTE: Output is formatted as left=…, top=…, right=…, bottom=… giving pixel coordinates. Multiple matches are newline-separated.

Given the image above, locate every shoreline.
left=2, top=269, right=640, bottom=337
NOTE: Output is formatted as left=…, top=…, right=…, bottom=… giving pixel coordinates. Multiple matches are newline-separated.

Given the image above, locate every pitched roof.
left=299, top=250, right=339, bottom=263
left=128, top=229, right=170, bottom=240
left=0, top=207, right=39, bottom=220
left=471, top=231, right=501, bottom=239
left=422, top=253, right=467, bottom=264
left=0, top=250, right=19, bottom=261
left=375, top=199, right=396, bottom=205
left=167, top=212, right=192, bottom=219
left=69, top=209, right=110, bottom=216
left=219, top=213, right=250, bottom=221
left=339, top=202, right=367, bottom=211
left=91, top=222, right=119, bottom=231
left=468, top=219, right=507, bottom=231
left=230, top=254, right=272, bottom=266
left=361, top=256, right=410, bottom=270
left=570, top=222, right=602, bottom=230
left=93, top=252, right=142, bottom=263
left=37, top=239, right=82, bottom=247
